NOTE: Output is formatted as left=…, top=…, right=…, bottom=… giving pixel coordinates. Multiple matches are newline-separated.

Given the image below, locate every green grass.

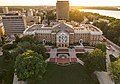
left=37, top=63, right=99, bottom=84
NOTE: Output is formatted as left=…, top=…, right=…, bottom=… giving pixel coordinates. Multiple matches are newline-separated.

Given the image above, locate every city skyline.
left=0, top=0, right=120, bottom=6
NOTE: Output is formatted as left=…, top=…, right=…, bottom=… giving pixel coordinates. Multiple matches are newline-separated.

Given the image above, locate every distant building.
left=26, top=16, right=41, bottom=26
left=27, top=9, right=33, bottom=17
left=56, top=0, right=69, bottom=20
left=2, top=7, right=9, bottom=14
left=2, top=14, right=26, bottom=35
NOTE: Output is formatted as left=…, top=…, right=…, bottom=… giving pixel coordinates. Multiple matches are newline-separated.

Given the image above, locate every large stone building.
left=56, top=0, right=69, bottom=20
left=24, top=21, right=103, bottom=47
left=2, top=14, right=26, bottom=35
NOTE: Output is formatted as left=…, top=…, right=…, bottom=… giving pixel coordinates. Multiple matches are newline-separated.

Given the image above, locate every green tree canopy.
left=95, top=43, right=107, bottom=53
left=94, top=21, right=108, bottom=34
left=110, top=59, right=120, bottom=82
left=15, top=50, right=47, bottom=81
left=17, top=42, right=46, bottom=58
left=2, top=43, right=17, bottom=50
left=108, top=20, right=120, bottom=46
left=85, top=49, right=106, bottom=73
left=20, top=35, right=35, bottom=43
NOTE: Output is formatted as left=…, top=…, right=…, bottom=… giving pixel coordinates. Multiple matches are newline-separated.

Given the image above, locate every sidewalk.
left=94, top=49, right=115, bottom=84
left=95, top=71, right=114, bottom=84
left=13, top=74, right=25, bottom=84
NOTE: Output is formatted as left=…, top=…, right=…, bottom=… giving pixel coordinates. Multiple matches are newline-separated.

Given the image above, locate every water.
left=79, top=9, right=120, bottom=19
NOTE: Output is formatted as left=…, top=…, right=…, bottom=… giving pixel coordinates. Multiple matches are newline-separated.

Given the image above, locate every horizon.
left=0, top=0, right=120, bottom=6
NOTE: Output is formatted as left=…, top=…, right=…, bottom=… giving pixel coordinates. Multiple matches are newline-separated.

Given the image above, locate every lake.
left=79, top=9, right=120, bottom=19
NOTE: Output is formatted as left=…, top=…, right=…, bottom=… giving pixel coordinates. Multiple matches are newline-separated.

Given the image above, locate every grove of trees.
left=77, top=48, right=106, bottom=73
left=110, top=58, right=120, bottom=84
left=84, top=49, right=106, bottom=73
left=0, top=35, right=47, bottom=84
left=15, top=50, right=47, bottom=83
left=95, top=43, right=107, bottom=53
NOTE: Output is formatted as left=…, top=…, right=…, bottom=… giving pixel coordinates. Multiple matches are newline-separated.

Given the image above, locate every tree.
left=20, top=35, right=35, bottom=43
left=17, top=42, right=47, bottom=58
left=2, top=43, right=17, bottom=50
left=85, top=49, right=106, bottom=73
left=69, top=10, right=84, bottom=23
left=95, top=43, right=107, bottom=52
left=14, top=35, right=21, bottom=43
left=93, top=21, right=109, bottom=36
left=0, top=35, right=47, bottom=84
left=15, top=50, right=47, bottom=83
left=108, top=20, right=120, bottom=46
left=76, top=52, right=89, bottom=62
left=46, top=10, right=56, bottom=24
left=1, top=50, right=17, bottom=84
left=109, top=54, right=118, bottom=62
left=110, top=59, right=120, bottom=83
left=0, top=68, right=6, bottom=84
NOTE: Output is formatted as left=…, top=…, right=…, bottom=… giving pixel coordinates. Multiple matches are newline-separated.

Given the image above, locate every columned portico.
left=56, top=31, right=69, bottom=47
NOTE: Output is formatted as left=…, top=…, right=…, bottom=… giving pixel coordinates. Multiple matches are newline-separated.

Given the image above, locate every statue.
left=42, top=39, right=46, bottom=45
left=79, top=39, right=83, bottom=47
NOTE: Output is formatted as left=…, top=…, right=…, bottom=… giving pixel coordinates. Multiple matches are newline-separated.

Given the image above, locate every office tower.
left=2, top=14, right=26, bottom=35
left=27, top=9, right=33, bottom=17
left=3, top=7, right=9, bottom=14
left=56, top=0, right=69, bottom=20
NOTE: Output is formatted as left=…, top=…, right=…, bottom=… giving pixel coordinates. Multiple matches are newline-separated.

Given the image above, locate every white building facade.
left=24, top=22, right=103, bottom=47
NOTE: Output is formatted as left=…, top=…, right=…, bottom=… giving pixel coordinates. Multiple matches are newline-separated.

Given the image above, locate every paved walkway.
left=95, top=71, right=114, bottom=84
left=77, top=58, right=84, bottom=65
left=103, top=36, right=120, bottom=51
left=99, top=47, right=116, bottom=84
left=69, top=49, right=84, bottom=65
left=50, top=49, right=57, bottom=58
left=48, top=48, right=85, bottom=65
left=13, top=74, right=25, bottom=84
left=106, top=50, right=113, bottom=72
left=69, top=49, right=76, bottom=58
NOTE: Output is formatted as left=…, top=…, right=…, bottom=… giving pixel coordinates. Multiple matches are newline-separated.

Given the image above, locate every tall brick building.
left=56, top=0, right=69, bottom=20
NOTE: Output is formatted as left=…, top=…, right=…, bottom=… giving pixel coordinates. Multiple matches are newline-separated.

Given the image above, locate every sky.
left=0, top=0, right=120, bottom=6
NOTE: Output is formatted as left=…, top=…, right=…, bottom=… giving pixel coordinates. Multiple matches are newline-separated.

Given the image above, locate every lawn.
left=37, top=63, right=99, bottom=84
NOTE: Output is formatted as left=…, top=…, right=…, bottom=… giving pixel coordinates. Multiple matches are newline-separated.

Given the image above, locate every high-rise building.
left=2, top=14, right=26, bottom=35
left=2, top=7, right=9, bottom=14
left=27, top=9, right=33, bottom=17
left=56, top=0, right=69, bottom=20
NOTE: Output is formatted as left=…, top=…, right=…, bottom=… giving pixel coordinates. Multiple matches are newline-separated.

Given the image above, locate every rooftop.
left=24, top=23, right=103, bottom=35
